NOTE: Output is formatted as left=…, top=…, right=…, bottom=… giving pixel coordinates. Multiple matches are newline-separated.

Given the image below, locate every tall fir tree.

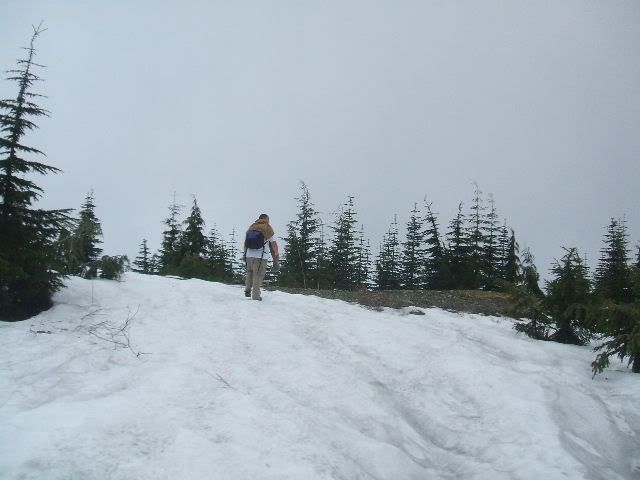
left=444, top=203, right=471, bottom=289
left=400, top=204, right=424, bottom=290
left=133, top=239, right=151, bottom=274
left=375, top=217, right=402, bottom=290
left=497, top=220, right=510, bottom=280
left=422, top=200, right=445, bottom=289
left=0, top=26, right=71, bottom=319
left=159, top=195, right=182, bottom=273
left=328, top=196, right=360, bottom=290
left=594, top=217, right=632, bottom=303
left=206, top=225, right=227, bottom=280
left=279, top=182, right=321, bottom=288
left=465, top=183, right=486, bottom=288
left=482, top=195, right=501, bottom=289
left=592, top=266, right=640, bottom=375
left=520, top=247, right=543, bottom=296
left=354, top=225, right=372, bottom=289
left=180, top=196, right=206, bottom=257
left=66, top=190, right=103, bottom=277
left=503, top=229, right=521, bottom=284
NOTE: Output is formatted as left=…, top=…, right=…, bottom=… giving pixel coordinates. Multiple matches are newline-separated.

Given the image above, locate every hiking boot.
left=244, top=289, right=251, bottom=298
left=252, top=297, right=262, bottom=301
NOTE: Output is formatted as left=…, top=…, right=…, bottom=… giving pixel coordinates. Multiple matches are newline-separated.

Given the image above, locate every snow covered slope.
left=1, top=274, right=639, bottom=479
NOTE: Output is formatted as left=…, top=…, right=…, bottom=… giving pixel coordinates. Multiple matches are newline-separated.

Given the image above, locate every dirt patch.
left=269, top=287, right=513, bottom=316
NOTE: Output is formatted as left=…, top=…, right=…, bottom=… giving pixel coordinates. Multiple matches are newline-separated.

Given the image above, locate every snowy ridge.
left=1, top=274, right=638, bottom=480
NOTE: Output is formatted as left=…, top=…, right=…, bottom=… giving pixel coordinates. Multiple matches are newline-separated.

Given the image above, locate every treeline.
left=132, top=196, right=243, bottom=283
left=278, top=182, right=535, bottom=293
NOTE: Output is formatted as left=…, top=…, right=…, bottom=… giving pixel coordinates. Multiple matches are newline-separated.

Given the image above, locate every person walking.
left=243, top=214, right=280, bottom=301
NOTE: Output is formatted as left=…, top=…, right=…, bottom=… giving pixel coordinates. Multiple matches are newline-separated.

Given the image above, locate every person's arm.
left=270, top=240, right=280, bottom=260
left=243, top=237, right=247, bottom=261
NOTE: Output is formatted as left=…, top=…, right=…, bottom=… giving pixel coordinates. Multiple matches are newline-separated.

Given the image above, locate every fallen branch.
left=88, top=305, right=150, bottom=358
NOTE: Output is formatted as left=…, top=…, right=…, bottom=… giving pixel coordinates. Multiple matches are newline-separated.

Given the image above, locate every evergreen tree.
left=444, top=203, right=471, bottom=288
left=375, top=218, right=402, bottom=290
left=226, top=229, right=242, bottom=283
left=354, top=225, right=372, bottom=289
left=465, top=183, right=486, bottom=288
left=400, top=204, right=424, bottom=290
left=133, top=239, right=151, bottom=274
left=159, top=195, right=182, bottom=273
left=592, top=266, right=640, bottom=375
left=594, top=217, right=632, bottom=303
left=422, top=200, right=445, bottom=289
left=279, top=182, right=321, bottom=288
left=504, top=229, right=521, bottom=283
left=496, top=220, right=510, bottom=280
left=206, top=225, right=226, bottom=279
left=482, top=195, right=501, bottom=289
left=66, top=190, right=103, bottom=277
left=546, top=248, right=592, bottom=345
left=0, top=26, right=71, bottom=320
left=520, top=247, right=543, bottom=297
left=180, top=196, right=206, bottom=257
left=328, top=197, right=360, bottom=290
left=513, top=247, right=592, bottom=345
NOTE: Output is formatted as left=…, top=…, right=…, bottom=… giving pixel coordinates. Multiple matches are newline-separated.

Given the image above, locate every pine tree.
left=592, top=266, right=640, bottom=375
left=465, top=183, right=486, bottom=288
left=180, top=196, right=206, bottom=257
left=497, top=220, right=510, bottom=280
left=375, top=218, right=402, bottom=290
left=422, top=200, right=445, bottom=289
left=354, top=225, right=372, bottom=289
left=328, top=196, right=360, bottom=290
left=0, top=26, right=72, bottom=320
left=400, top=204, right=424, bottom=289
left=594, top=217, right=632, bottom=303
left=279, top=182, right=321, bottom=288
left=504, top=229, right=521, bottom=283
left=206, top=225, right=227, bottom=280
left=159, top=195, right=182, bottom=273
left=66, top=190, right=103, bottom=277
left=133, top=239, right=151, bottom=274
left=520, top=247, right=543, bottom=296
left=513, top=247, right=592, bottom=345
left=445, top=203, right=471, bottom=289
left=227, top=229, right=242, bottom=283
left=546, top=248, right=592, bottom=345
left=482, top=195, right=501, bottom=289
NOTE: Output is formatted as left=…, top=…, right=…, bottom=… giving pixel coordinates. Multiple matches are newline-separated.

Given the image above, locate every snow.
left=1, top=274, right=639, bottom=480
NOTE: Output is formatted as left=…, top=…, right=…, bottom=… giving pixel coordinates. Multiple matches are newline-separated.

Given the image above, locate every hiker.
left=243, top=214, right=280, bottom=301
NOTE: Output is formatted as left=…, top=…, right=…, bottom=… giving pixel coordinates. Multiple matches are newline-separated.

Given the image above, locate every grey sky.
left=2, top=1, right=639, bottom=280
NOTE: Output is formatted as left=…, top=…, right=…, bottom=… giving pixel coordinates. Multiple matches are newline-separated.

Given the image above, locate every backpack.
left=245, top=229, right=267, bottom=250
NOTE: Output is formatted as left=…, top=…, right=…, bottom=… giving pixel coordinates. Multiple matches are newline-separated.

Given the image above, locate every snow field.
left=1, top=273, right=639, bottom=479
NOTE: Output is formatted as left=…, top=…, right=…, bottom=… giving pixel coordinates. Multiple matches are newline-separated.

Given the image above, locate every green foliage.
left=422, top=200, right=446, bottom=289
left=594, top=217, right=632, bottom=303
left=591, top=266, right=640, bottom=375
left=62, top=190, right=103, bottom=277
left=98, top=255, right=128, bottom=280
left=329, top=196, right=361, bottom=290
left=279, top=182, right=322, bottom=288
left=159, top=195, right=183, bottom=273
left=375, top=218, right=402, bottom=290
left=180, top=197, right=206, bottom=257
left=0, top=26, right=72, bottom=320
left=400, top=204, right=424, bottom=290
left=133, top=239, right=151, bottom=274
left=545, top=248, right=593, bottom=345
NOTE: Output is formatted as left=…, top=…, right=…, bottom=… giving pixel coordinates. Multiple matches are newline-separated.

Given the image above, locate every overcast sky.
left=2, top=1, right=639, bottom=281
